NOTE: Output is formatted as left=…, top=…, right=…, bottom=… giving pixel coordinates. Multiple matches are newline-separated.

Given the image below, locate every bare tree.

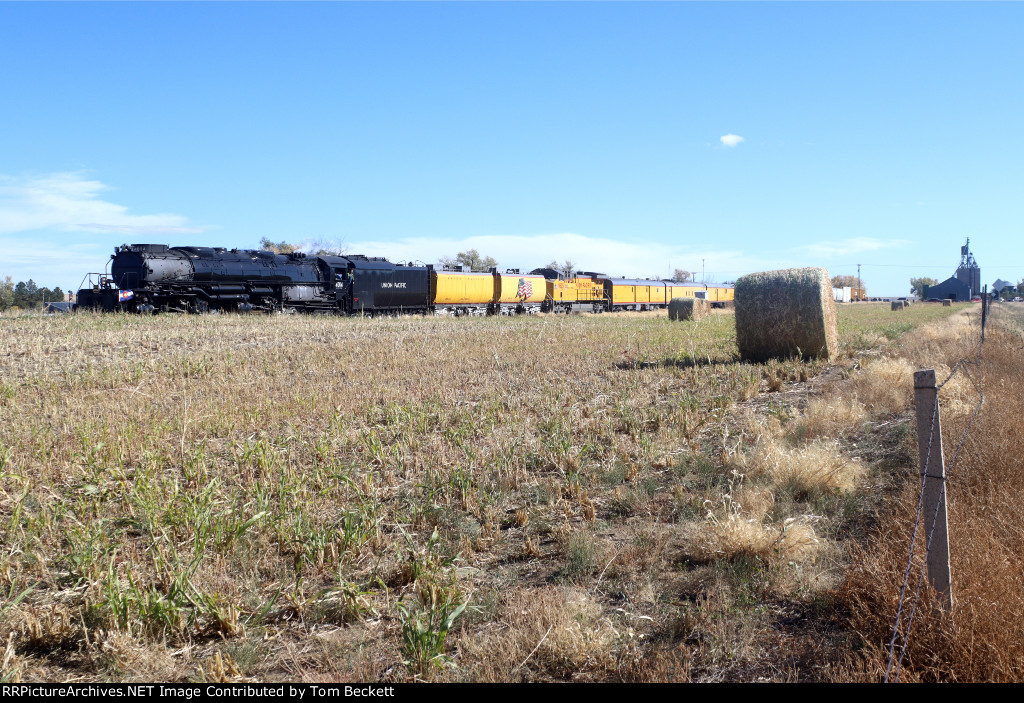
left=672, top=269, right=693, bottom=282
left=259, top=238, right=348, bottom=256
left=307, top=239, right=349, bottom=256
left=0, top=276, right=14, bottom=310
left=439, top=249, right=498, bottom=272
left=545, top=260, right=575, bottom=278
left=259, top=238, right=299, bottom=254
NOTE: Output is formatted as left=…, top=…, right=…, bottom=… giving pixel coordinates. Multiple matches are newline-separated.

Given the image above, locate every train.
left=75, top=244, right=734, bottom=315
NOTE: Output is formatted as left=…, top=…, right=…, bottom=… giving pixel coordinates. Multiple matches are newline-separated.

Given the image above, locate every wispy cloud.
left=0, top=172, right=204, bottom=236
left=720, top=134, right=744, bottom=148
left=797, top=236, right=911, bottom=259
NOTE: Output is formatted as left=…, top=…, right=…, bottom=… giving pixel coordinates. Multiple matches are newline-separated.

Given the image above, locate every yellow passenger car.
left=601, top=278, right=674, bottom=310
left=666, top=283, right=705, bottom=300
left=705, top=285, right=735, bottom=307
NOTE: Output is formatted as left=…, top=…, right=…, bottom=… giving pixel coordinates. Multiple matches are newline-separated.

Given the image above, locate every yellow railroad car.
left=648, top=281, right=668, bottom=306
left=601, top=278, right=675, bottom=310
left=663, top=283, right=735, bottom=308
left=667, top=283, right=705, bottom=300
left=431, top=270, right=493, bottom=315
left=705, top=284, right=735, bottom=307
left=493, top=271, right=546, bottom=314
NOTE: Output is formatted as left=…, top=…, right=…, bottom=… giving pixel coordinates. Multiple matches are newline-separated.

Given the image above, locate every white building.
left=833, top=286, right=851, bottom=303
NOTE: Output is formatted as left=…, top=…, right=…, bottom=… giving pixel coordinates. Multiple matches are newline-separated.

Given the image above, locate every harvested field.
left=0, top=303, right=985, bottom=682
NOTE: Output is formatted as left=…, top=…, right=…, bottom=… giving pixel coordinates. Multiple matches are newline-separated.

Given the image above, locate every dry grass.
left=838, top=304, right=1024, bottom=682
left=847, top=356, right=915, bottom=415
left=737, top=436, right=866, bottom=499
left=0, top=302, right=975, bottom=682
left=787, top=396, right=867, bottom=442
left=455, top=587, right=619, bottom=682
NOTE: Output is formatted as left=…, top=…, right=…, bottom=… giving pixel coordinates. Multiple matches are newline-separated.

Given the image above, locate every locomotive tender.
left=76, top=243, right=733, bottom=315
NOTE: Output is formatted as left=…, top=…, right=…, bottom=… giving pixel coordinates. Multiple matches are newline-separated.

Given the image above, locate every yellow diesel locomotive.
left=529, top=268, right=734, bottom=313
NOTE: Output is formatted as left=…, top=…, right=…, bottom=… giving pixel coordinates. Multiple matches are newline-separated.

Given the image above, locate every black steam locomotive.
left=76, top=244, right=431, bottom=314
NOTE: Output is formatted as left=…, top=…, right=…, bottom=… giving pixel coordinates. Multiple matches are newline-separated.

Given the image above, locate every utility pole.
left=702, top=259, right=705, bottom=283
left=857, top=263, right=862, bottom=302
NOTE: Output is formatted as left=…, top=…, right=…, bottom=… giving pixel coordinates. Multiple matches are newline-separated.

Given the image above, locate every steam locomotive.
left=76, top=243, right=733, bottom=315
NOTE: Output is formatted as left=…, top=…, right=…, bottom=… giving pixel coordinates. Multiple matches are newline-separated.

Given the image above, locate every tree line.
left=0, top=277, right=68, bottom=311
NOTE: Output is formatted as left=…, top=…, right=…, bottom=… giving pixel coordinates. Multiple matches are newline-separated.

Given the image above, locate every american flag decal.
left=517, top=278, right=533, bottom=300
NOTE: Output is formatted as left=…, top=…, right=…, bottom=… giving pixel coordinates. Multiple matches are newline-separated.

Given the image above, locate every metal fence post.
left=914, top=369, right=953, bottom=611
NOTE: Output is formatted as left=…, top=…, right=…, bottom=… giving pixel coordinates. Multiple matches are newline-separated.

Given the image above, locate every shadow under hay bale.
left=891, top=301, right=906, bottom=311
left=734, top=267, right=838, bottom=362
left=668, top=297, right=709, bottom=321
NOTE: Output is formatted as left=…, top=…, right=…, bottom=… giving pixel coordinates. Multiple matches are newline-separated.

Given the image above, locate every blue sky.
left=1, top=2, right=1021, bottom=295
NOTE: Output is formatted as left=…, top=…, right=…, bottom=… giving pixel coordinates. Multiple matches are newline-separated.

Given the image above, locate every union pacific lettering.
left=380, top=282, right=407, bottom=288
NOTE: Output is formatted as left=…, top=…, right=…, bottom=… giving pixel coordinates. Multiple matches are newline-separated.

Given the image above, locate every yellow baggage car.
left=598, top=278, right=735, bottom=311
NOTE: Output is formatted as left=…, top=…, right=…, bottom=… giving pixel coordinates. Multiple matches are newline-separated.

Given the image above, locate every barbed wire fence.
left=883, top=290, right=998, bottom=683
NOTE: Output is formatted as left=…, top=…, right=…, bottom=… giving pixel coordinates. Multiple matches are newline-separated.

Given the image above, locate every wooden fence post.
left=914, top=369, right=953, bottom=611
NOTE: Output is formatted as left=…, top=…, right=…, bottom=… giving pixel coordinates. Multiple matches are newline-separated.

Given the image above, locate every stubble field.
left=2, top=302, right=1004, bottom=682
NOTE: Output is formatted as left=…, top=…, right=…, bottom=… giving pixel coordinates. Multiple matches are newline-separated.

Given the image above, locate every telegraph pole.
left=857, top=263, right=862, bottom=302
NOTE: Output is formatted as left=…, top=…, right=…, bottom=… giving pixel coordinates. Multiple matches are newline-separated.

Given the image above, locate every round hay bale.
left=668, top=297, right=710, bottom=321
left=891, top=301, right=905, bottom=311
left=942, top=299, right=952, bottom=307
left=734, top=267, right=838, bottom=362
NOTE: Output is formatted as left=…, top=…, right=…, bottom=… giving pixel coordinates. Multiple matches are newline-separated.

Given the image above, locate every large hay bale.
left=943, top=299, right=952, bottom=307
left=734, top=267, right=837, bottom=362
left=891, top=301, right=905, bottom=311
left=668, top=297, right=709, bottom=321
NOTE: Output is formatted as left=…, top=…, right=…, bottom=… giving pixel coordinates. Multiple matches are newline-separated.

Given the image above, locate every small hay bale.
left=943, top=299, right=952, bottom=307
left=891, top=301, right=905, bottom=311
left=668, top=297, right=709, bottom=321
left=734, top=267, right=838, bottom=362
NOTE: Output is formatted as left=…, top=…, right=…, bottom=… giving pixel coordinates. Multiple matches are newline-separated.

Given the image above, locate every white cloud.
left=798, top=237, right=911, bottom=259
left=347, top=232, right=772, bottom=283
left=0, top=172, right=204, bottom=236
left=720, top=134, right=744, bottom=148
